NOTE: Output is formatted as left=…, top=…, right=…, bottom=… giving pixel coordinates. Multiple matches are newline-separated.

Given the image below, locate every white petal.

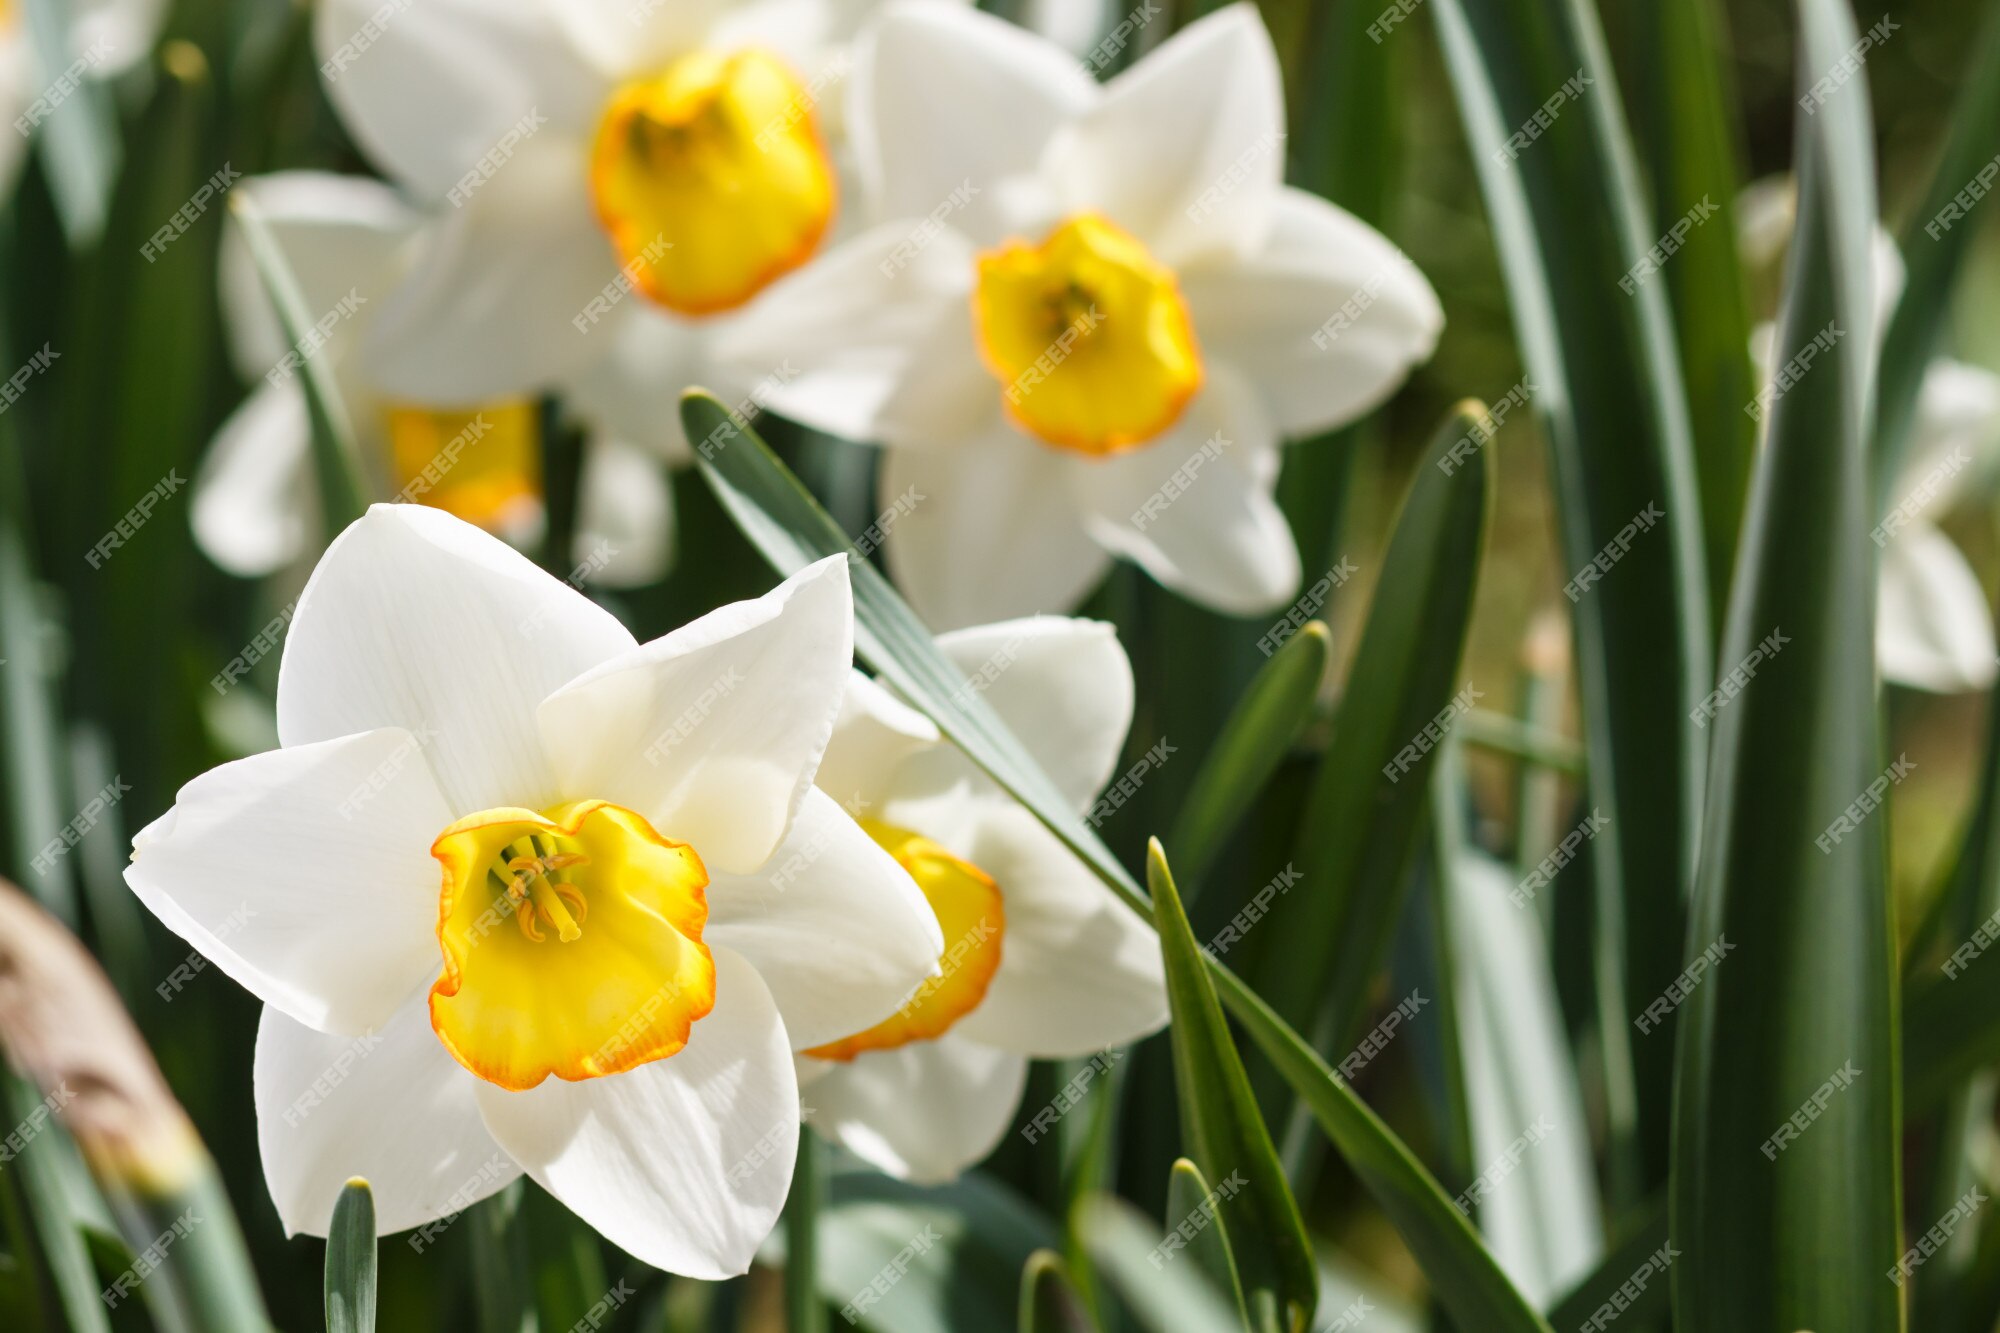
left=1180, top=187, right=1442, bottom=438
left=71, top=0, right=165, bottom=72
left=880, top=423, right=1113, bottom=630
left=1877, top=521, right=1997, bottom=694
left=193, top=380, right=316, bottom=578
left=950, top=804, right=1166, bottom=1055
left=125, top=729, right=454, bottom=1035
left=710, top=221, right=979, bottom=445
left=474, top=946, right=798, bottom=1278
left=314, top=0, right=599, bottom=202
left=1043, top=3, right=1284, bottom=265
left=803, top=1036, right=1027, bottom=1183
left=706, top=787, right=943, bottom=1050
left=815, top=671, right=941, bottom=805
left=537, top=556, right=853, bottom=874
left=573, top=435, right=674, bottom=588
left=360, top=138, right=619, bottom=402
left=560, top=305, right=708, bottom=465
left=1072, top=368, right=1299, bottom=615
left=933, top=617, right=1132, bottom=812
left=277, top=505, right=636, bottom=816
left=1894, top=358, right=2000, bottom=512
left=217, top=171, right=420, bottom=381
left=852, top=2, right=1096, bottom=245
left=255, top=996, right=518, bottom=1237
left=548, top=0, right=725, bottom=79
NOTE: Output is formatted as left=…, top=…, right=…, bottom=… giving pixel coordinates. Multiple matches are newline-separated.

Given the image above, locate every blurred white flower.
left=311, top=0, right=960, bottom=462
left=198, top=171, right=671, bottom=586
left=716, top=1, right=1442, bottom=628
left=1740, top=176, right=2000, bottom=693
left=125, top=507, right=943, bottom=1273
left=800, top=616, right=1167, bottom=1182
left=0, top=0, right=164, bottom=196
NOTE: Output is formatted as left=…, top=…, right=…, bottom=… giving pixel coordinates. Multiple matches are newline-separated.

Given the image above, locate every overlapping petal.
left=474, top=946, right=798, bottom=1278
left=537, top=555, right=853, bottom=874
left=803, top=1034, right=1027, bottom=1183
left=277, top=504, right=636, bottom=817
left=126, top=729, right=454, bottom=1035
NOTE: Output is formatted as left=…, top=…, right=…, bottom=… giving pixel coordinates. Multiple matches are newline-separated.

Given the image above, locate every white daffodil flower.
left=798, top=617, right=1168, bottom=1182
left=1740, top=177, right=2000, bottom=693
left=124, top=506, right=945, bottom=1276
left=310, top=0, right=958, bottom=461
left=198, top=171, right=672, bottom=587
left=715, top=1, right=1443, bottom=629
left=0, top=0, right=163, bottom=196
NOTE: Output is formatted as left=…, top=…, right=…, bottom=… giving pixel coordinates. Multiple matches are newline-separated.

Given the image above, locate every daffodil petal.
left=1073, top=367, right=1299, bottom=616
left=706, top=787, right=944, bottom=1051
left=1877, top=521, right=1998, bottom=694
left=1043, top=4, right=1284, bottom=266
left=1179, top=188, right=1443, bottom=439
left=948, top=804, right=1168, bottom=1056
left=710, top=219, right=978, bottom=445
left=879, top=423, right=1113, bottom=630
left=254, top=995, right=517, bottom=1238
left=361, top=138, right=618, bottom=403
left=854, top=1, right=1095, bottom=244
left=933, top=617, right=1133, bottom=813
left=216, top=171, right=418, bottom=381
left=277, top=505, right=636, bottom=817
left=474, top=946, right=798, bottom=1279
left=815, top=672, right=941, bottom=806
left=560, top=305, right=707, bottom=466
left=313, top=0, right=598, bottom=202
left=193, top=380, right=315, bottom=578
left=124, top=729, right=454, bottom=1035
left=537, top=556, right=852, bottom=874
left=1895, top=358, right=2000, bottom=512
left=803, top=1035, right=1027, bottom=1184
left=548, top=0, right=728, bottom=80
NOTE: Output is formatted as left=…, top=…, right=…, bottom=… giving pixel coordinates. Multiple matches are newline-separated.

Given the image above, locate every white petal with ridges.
left=255, top=995, right=517, bottom=1237
left=125, top=728, right=453, bottom=1035
left=706, top=787, right=943, bottom=1050
left=950, top=804, right=1167, bottom=1056
left=1179, top=188, right=1442, bottom=438
left=277, top=505, right=636, bottom=817
left=934, top=618, right=1132, bottom=812
left=1072, top=367, right=1299, bottom=615
left=1043, top=4, right=1284, bottom=266
left=537, top=557, right=853, bottom=874
left=803, top=1035, right=1027, bottom=1183
left=880, top=423, right=1113, bottom=630
left=474, top=946, right=799, bottom=1279
left=815, top=672, right=941, bottom=812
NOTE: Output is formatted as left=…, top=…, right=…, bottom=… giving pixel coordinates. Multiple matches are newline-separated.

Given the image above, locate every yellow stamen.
left=972, top=213, right=1204, bottom=456
left=430, top=801, right=715, bottom=1090
left=804, top=822, right=1005, bottom=1061
left=588, top=48, right=836, bottom=317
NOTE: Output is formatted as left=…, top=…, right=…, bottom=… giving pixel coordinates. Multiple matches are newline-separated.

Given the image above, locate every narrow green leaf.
left=1076, top=1195, right=1241, bottom=1333
left=1626, top=0, right=1757, bottom=623
left=1172, top=620, right=1328, bottom=895
left=1150, top=842, right=1316, bottom=1332
left=229, top=192, right=370, bottom=537
left=0, top=1070, right=109, bottom=1333
left=1258, top=404, right=1489, bottom=1152
left=325, top=1179, right=377, bottom=1333
left=1543, top=1197, right=1670, bottom=1331
left=1873, top=0, right=2000, bottom=501
left=1668, top=1, right=1901, bottom=1325
left=685, top=392, right=1549, bottom=1331
left=1164, top=1158, right=1245, bottom=1319
left=1018, top=1251, right=1094, bottom=1333
left=1431, top=0, right=1714, bottom=1199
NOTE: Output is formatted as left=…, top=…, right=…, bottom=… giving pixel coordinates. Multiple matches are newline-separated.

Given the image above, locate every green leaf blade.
left=325, top=1179, right=377, bottom=1333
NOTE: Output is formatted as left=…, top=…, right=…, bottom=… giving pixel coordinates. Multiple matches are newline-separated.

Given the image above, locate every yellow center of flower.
left=972, top=213, right=1203, bottom=457
left=588, top=48, right=836, bottom=317
left=429, top=800, right=715, bottom=1091
left=384, top=400, right=542, bottom=534
left=804, top=822, right=1004, bottom=1062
